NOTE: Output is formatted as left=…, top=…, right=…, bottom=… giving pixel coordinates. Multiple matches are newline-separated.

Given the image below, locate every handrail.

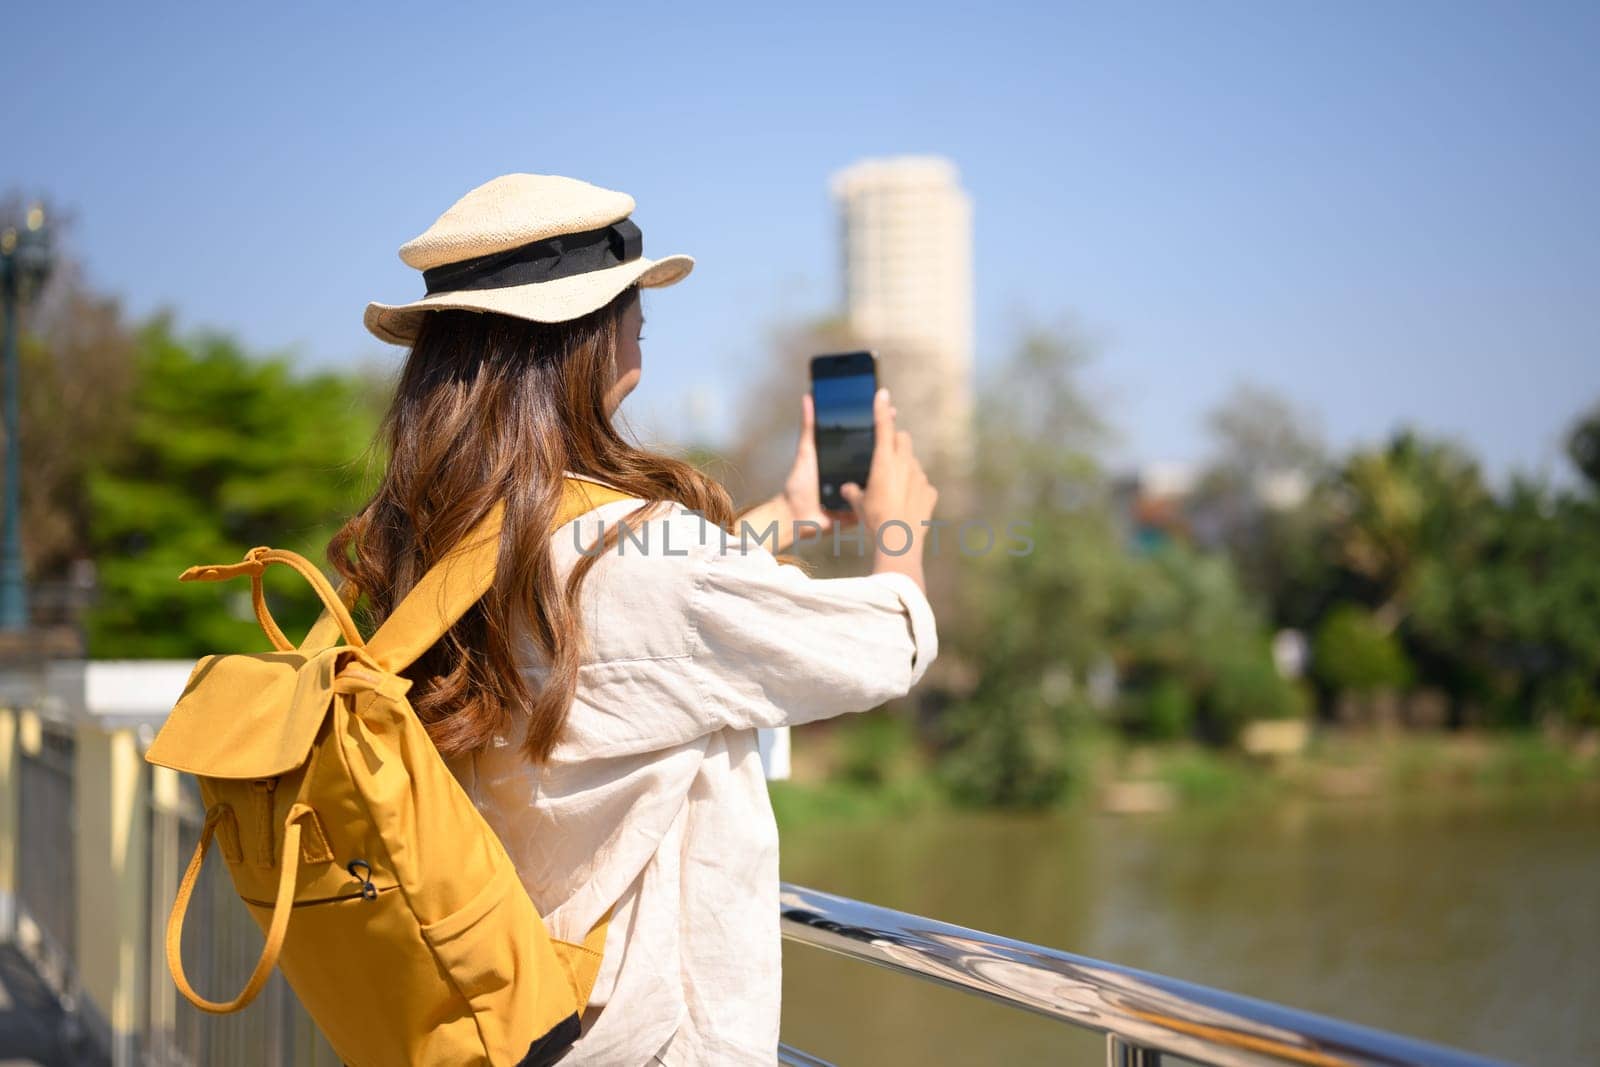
left=778, top=1042, right=838, bottom=1067
left=778, top=883, right=1508, bottom=1067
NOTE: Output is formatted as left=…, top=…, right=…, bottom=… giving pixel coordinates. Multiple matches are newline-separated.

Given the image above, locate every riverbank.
left=768, top=724, right=1600, bottom=830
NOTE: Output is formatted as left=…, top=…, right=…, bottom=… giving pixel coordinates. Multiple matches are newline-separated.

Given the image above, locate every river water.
left=777, top=793, right=1599, bottom=1065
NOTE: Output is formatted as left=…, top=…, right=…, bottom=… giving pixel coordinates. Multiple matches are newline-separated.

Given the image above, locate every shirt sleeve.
left=684, top=537, right=939, bottom=733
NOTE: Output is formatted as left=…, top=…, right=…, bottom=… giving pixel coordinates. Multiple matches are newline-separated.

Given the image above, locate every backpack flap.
left=148, top=542, right=385, bottom=780
left=145, top=645, right=388, bottom=779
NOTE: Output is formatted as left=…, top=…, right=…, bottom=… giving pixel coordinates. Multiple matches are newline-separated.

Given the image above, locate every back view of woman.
left=342, top=174, right=939, bottom=1065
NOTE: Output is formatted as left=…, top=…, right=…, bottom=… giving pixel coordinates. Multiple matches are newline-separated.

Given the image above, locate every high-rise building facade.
left=830, top=155, right=974, bottom=477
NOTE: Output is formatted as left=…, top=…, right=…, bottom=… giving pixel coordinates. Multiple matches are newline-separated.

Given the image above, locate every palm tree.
left=1323, top=431, right=1490, bottom=634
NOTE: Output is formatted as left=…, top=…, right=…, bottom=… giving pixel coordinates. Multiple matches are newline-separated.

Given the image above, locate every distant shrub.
left=1127, top=677, right=1194, bottom=740
left=1313, top=605, right=1413, bottom=695
left=834, top=710, right=916, bottom=787
left=936, top=688, right=1078, bottom=808
left=1202, top=646, right=1307, bottom=744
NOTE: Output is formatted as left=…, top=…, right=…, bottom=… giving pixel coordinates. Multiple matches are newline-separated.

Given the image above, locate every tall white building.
left=830, top=155, right=975, bottom=476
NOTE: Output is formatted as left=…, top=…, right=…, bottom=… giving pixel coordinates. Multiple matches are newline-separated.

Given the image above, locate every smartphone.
left=810, top=350, right=878, bottom=513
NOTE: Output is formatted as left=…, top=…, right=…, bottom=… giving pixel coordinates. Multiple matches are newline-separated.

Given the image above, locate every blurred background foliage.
left=10, top=224, right=1600, bottom=810
left=83, top=317, right=385, bottom=655
left=9, top=222, right=390, bottom=657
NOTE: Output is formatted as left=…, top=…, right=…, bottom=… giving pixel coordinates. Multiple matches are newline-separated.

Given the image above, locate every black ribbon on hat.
left=422, top=219, right=643, bottom=294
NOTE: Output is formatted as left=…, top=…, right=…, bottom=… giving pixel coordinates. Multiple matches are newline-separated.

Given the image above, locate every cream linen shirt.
left=444, top=476, right=938, bottom=1066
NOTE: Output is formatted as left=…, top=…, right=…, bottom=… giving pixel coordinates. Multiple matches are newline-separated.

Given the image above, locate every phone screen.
left=811, top=351, right=877, bottom=512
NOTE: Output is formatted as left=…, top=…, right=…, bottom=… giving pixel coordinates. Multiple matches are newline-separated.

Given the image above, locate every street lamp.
left=0, top=204, right=53, bottom=631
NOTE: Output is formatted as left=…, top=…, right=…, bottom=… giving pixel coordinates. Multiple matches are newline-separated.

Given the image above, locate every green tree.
left=1312, top=604, right=1413, bottom=694
left=1, top=196, right=138, bottom=595
left=1447, top=480, right=1600, bottom=727
left=935, top=321, right=1118, bottom=806
left=85, top=318, right=383, bottom=656
left=937, top=506, right=1124, bottom=805
left=1114, top=544, right=1303, bottom=745
left=1323, top=431, right=1491, bottom=635
left=1206, top=383, right=1325, bottom=484
left=1302, top=417, right=1600, bottom=730
left=1567, top=402, right=1600, bottom=492
left=1194, top=384, right=1331, bottom=629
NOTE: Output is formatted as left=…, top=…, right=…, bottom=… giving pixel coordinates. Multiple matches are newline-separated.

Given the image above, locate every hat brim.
left=363, top=253, right=694, bottom=347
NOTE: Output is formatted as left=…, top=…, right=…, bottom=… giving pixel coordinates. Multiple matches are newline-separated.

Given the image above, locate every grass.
left=768, top=774, right=943, bottom=831
left=770, top=722, right=1600, bottom=829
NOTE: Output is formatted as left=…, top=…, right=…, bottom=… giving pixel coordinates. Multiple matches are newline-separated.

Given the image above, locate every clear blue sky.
left=14, top=1, right=1599, bottom=482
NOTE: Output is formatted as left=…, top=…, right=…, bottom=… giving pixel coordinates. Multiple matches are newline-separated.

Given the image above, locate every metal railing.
left=143, top=771, right=340, bottom=1067
left=15, top=718, right=77, bottom=993
left=0, top=693, right=342, bottom=1067
left=777, top=883, right=1507, bottom=1067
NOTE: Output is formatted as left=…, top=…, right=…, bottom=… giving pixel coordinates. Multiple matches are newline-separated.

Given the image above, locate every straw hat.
left=364, top=174, right=694, bottom=346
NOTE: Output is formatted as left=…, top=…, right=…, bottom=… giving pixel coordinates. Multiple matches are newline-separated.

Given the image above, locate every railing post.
left=1107, top=1035, right=1163, bottom=1066
left=13, top=708, right=40, bottom=958
left=14, top=709, right=40, bottom=957
left=0, top=704, right=17, bottom=940
left=145, top=764, right=182, bottom=1062
left=74, top=721, right=150, bottom=1066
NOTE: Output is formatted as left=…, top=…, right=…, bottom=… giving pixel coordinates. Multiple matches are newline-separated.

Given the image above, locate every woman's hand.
left=739, top=393, right=846, bottom=551
left=840, top=388, right=938, bottom=591
left=741, top=389, right=929, bottom=566
left=777, top=393, right=837, bottom=532
left=777, top=390, right=899, bottom=530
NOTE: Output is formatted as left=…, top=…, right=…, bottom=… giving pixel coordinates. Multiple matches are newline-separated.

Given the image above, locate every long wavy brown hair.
left=328, top=285, right=736, bottom=763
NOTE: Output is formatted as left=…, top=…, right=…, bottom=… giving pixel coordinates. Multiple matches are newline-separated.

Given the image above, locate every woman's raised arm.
left=683, top=541, right=939, bottom=733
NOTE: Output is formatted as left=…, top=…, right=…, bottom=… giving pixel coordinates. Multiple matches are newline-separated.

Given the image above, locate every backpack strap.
left=298, top=579, right=361, bottom=653
left=297, top=478, right=632, bottom=660
left=363, top=478, right=632, bottom=673
left=167, top=802, right=317, bottom=1013
left=553, top=904, right=615, bottom=1009
left=182, top=546, right=367, bottom=654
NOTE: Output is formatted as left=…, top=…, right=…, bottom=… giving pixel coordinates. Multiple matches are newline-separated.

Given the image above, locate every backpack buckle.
left=346, top=859, right=378, bottom=901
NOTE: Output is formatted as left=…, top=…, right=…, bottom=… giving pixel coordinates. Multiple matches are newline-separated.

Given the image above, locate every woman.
left=342, top=174, right=939, bottom=1065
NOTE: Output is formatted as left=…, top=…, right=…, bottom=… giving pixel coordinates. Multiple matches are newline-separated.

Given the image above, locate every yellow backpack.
left=144, top=477, right=629, bottom=1066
